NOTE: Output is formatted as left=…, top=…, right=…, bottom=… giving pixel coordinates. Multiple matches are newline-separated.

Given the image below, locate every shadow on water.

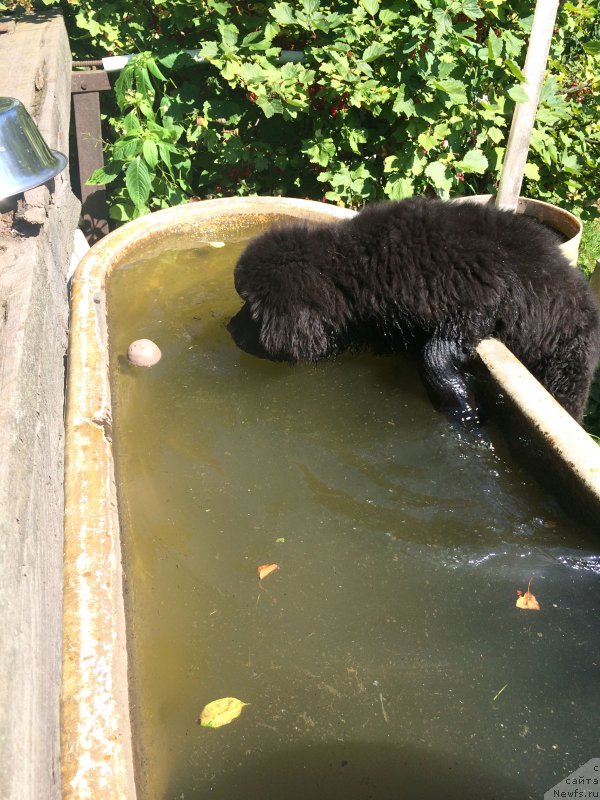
left=163, top=740, right=530, bottom=800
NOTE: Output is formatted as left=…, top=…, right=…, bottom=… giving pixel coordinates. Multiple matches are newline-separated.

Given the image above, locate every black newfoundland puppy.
left=227, top=198, right=600, bottom=425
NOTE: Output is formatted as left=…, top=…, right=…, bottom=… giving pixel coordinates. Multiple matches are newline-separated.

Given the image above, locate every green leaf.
left=86, top=161, right=121, bottom=186
left=505, top=59, right=527, bottom=82
left=582, top=40, right=600, bottom=56
left=302, top=0, right=320, bottom=13
left=362, top=42, right=388, bottom=62
left=456, top=149, right=488, bottom=173
left=487, top=126, right=504, bottom=144
left=270, top=3, right=296, bottom=25
left=146, top=58, right=166, bottom=81
left=217, top=20, right=239, bottom=48
left=109, top=202, right=135, bottom=223
left=125, top=157, right=151, bottom=209
left=302, top=136, right=336, bottom=166
left=459, top=0, right=484, bottom=20
left=418, top=132, right=437, bottom=151
left=424, top=161, right=453, bottom=191
left=158, top=51, right=187, bottom=69
left=221, top=60, right=240, bottom=82
left=487, top=29, right=502, bottom=61
left=157, top=142, right=172, bottom=170
left=524, top=162, right=540, bottom=181
left=134, top=64, right=154, bottom=98
left=379, top=9, right=399, bottom=23
left=361, top=0, right=379, bottom=15
left=432, top=78, right=467, bottom=105
left=502, top=31, right=523, bottom=58
left=561, top=152, right=580, bottom=173
left=384, top=177, right=414, bottom=200
left=142, top=139, right=159, bottom=168
left=517, top=14, right=534, bottom=33
left=114, top=65, right=134, bottom=107
left=256, top=95, right=275, bottom=118
left=113, top=135, right=142, bottom=160
left=392, top=88, right=416, bottom=117
left=240, top=30, right=263, bottom=47
left=239, top=62, right=265, bottom=82
left=121, top=102, right=141, bottom=124
left=508, top=84, right=529, bottom=103
left=432, top=8, right=453, bottom=35
left=199, top=41, right=220, bottom=61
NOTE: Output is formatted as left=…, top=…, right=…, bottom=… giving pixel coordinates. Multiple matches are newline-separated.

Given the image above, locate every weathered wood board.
left=0, top=15, right=80, bottom=800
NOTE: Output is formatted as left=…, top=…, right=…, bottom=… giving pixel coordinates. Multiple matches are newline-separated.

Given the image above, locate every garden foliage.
left=9, top=0, right=593, bottom=222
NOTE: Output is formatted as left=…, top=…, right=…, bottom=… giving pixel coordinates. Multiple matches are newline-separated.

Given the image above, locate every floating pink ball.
left=127, top=339, right=162, bottom=367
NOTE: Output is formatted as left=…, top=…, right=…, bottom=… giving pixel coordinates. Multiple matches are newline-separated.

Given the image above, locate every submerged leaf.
left=258, top=563, right=279, bottom=581
left=516, top=578, right=541, bottom=611
left=199, top=697, right=248, bottom=728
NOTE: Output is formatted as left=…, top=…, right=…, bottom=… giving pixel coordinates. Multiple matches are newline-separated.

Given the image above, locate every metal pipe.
left=72, top=48, right=304, bottom=73
left=72, top=59, right=104, bottom=68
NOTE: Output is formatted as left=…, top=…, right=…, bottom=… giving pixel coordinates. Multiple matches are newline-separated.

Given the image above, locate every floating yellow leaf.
left=516, top=578, right=541, bottom=611
left=199, top=697, right=248, bottom=728
left=258, top=563, right=279, bottom=581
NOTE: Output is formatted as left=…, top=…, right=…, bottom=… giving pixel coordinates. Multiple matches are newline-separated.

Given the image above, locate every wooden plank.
left=496, top=0, right=560, bottom=210
left=72, top=82, right=110, bottom=241
left=71, top=69, right=111, bottom=94
left=0, top=15, right=80, bottom=800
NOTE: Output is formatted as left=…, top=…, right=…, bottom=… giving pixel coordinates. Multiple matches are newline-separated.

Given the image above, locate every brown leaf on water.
left=516, top=578, right=541, bottom=611
left=258, top=563, right=279, bottom=582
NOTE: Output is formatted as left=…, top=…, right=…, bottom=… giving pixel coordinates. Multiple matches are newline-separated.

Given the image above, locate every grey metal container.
left=0, top=96, right=67, bottom=200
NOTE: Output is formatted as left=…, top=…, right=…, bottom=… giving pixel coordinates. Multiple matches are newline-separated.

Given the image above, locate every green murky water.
left=108, top=233, right=600, bottom=800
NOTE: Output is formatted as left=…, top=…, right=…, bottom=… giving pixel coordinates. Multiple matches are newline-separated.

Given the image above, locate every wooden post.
left=496, top=0, right=560, bottom=210
left=71, top=70, right=112, bottom=242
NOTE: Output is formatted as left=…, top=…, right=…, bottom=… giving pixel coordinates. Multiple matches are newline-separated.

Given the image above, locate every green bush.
left=37, top=0, right=592, bottom=224
left=3, top=0, right=598, bottom=219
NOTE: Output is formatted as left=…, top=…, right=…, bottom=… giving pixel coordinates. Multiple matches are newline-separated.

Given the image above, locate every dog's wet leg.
left=420, top=333, right=480, bottom=428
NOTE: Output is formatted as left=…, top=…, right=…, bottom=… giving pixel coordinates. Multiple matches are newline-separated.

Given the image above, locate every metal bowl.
left=0, top=96, right=68, bottom=201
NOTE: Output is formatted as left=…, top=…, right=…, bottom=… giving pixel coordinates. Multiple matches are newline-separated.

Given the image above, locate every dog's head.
left=227, top=223, right=348, bottom=362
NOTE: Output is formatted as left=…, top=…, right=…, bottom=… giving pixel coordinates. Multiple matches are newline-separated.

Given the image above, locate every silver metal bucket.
left=0, top=96, right=67, bottom=200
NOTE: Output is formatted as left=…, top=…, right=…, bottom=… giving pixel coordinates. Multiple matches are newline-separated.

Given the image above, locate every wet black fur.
left=227, top=198, right=600, bottom=424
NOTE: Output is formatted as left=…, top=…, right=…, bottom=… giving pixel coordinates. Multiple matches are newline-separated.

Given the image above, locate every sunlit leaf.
left=505, top=59, right=527, bottom=82
left=508, top=84, right=529, bottom=103
left=270, top=3, right=296, bottom=25
left=524, top=162, right=540, bottom=181
left=258, top=563, right=279, bottom=581
left=361, top=0, right=379, bottom=16
left=456, top=149, right=488, bottom=174
left=199, top=697, right=249, bottom=728
left=125, top=158, right=151, bottom=209
left=362, top=42, right=388, bottom=62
